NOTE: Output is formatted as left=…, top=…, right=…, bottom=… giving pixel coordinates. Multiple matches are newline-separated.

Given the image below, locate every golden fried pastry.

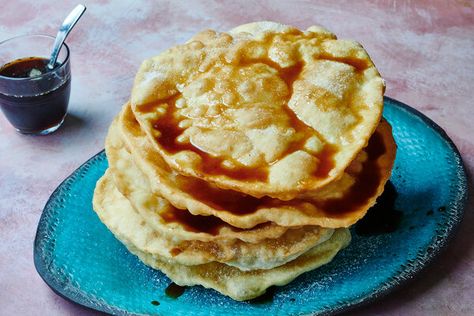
left=94, top=173, right=335, bottom=270
left=131, top=21, right=384, bottom=199
left=102, top=119, right=337, bottom=269
left=92, top=21, right=396, bottom=302
left=117, top=103, right=395, bottom=229
left=93, top=176, right=350, bottom=300
left=128, top=229, right=350, bottom=301
left=106, top=115, right=297, bottom=242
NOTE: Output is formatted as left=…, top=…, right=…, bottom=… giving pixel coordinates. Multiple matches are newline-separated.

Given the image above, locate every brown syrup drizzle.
left=313, top=145, right=337, bottom=178
left=143, top=95, right=267, bottom=181
left=237, top=58, right=336, bottom=179
left=180, top=177, right=267, bottom=215
left=170, top=248, right=182, bottom=257
left=171, top=127, right=380, bottom=220
left=140, top=57, right=381, bottom=221
left=137, top=32, right=374, bottom=185
left=314, top=131, right=386, bottom=216
left=160, top=130, right=386, bottom=232
left=355, top=181, right=402, bottom=235
left=165, top=283, right=186, bottom=298
left=135, top=34, right=382, bottom=235
left=139, top=56, right=338, bottom=183
left=160, top=205, right=243, bottom=235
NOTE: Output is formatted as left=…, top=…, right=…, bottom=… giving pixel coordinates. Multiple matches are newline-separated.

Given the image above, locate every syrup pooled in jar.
left=0, top=56, right=71, bottom=134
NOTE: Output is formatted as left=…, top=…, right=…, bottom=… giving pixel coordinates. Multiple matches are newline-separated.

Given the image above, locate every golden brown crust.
left=116, top=102, right=395, bottom=229
left=93, top=171, right=335, bottom=270
left=91, top=21, right=394, bottom=301
left=131, top=21, right=384, bottom=199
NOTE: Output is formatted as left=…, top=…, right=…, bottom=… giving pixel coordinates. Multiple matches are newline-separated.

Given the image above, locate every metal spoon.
left=46, top=4, right=87, bottom=70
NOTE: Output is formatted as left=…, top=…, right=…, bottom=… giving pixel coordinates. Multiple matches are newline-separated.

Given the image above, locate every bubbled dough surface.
left=101, top=119, right=338, bottom=270
left=93, top=173, right=334, bottom=271
left=123, top=227, right=350, bottom=301
left=118, top=103, right=395, bottom=229
left=105, top=117, right=294, bottom=243
left=131, top=21, right=384, bottom=198
left=93, top=179, right=350, bottom=301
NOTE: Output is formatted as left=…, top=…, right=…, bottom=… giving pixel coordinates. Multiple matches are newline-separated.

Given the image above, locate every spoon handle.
left=47, top=4, right=87, bottom=69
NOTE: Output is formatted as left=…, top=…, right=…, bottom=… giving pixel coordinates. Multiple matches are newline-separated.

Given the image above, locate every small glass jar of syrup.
left=0, top=34, right=71, bottom=135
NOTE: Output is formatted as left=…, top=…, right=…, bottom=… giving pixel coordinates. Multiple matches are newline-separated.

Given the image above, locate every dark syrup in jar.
left=0, top=56, right=70, bottom=133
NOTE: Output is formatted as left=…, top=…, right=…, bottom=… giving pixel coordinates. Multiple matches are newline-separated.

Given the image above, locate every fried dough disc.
left=131, top=21, right=384, bottom=199
left=105, top=117, right=300, bottom=242
left=94, top=172, right=335, bottom=270
left=109, top=219, right=350, bottom=301
left=117, top=103, right=396, bottom=229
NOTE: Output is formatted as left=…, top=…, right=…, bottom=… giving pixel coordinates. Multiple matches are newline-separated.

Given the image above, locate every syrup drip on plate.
left=165, top=283, right=186, bottom=299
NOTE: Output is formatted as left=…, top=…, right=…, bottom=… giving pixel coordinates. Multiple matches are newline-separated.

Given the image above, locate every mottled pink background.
left=0, top=0, right=472, bottom=315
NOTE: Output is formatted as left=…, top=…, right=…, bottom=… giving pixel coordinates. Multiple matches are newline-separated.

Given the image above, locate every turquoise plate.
left=34, top=97, right=468, bottom=315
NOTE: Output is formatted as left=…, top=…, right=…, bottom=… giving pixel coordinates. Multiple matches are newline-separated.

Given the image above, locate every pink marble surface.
left=0, top=0, right=472, bottom=315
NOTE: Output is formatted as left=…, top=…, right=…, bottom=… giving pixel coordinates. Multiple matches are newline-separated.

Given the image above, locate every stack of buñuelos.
left=93, top=21, right=396, bottom=301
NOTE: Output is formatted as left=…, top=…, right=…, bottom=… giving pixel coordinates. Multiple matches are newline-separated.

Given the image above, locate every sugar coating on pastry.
left=131, top=21, right=384, bottom=199
left=93, top=172, right=335, bottom=270
left=116, top=103, right=396, bottom=229
left=91, top=21, right=395, bottom=302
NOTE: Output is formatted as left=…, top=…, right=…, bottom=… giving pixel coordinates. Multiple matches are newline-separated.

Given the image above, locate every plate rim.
left=33, top=97, right=469, bottom=316
left=323, top=96, right=468, bottom=316
left=32, top=151, right=136, bottom=316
